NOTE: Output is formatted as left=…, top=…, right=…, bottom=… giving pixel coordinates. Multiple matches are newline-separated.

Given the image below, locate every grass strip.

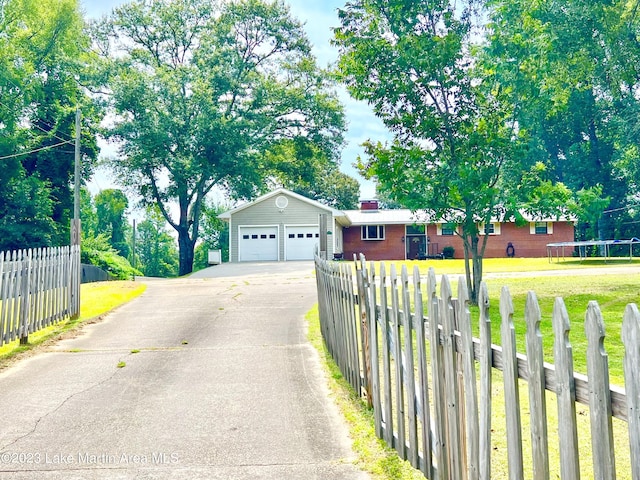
left=306, top=305, right=424, bottom=480
left=0, top=280, right=146, bottom=365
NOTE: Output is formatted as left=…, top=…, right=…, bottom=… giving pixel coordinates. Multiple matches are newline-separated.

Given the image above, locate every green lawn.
left=0, top=281, right=146, bottom=363
left=362, top=258, right=637, bottom=385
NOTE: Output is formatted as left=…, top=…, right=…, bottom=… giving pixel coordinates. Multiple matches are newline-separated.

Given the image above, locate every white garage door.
left=285, top=226, right=319, bottom=261
left=239, top=226, right=278, bottom=261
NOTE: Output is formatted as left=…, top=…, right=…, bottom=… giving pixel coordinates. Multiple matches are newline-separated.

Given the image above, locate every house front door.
left=405, top=225, right=427, bottom=260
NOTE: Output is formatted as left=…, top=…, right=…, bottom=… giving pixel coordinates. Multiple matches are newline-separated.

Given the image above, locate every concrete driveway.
left=0, top=262, right=368, bottom=479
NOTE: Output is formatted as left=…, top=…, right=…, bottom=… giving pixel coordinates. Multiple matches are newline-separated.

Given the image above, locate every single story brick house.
left=219, top=188, right=575, bottom=262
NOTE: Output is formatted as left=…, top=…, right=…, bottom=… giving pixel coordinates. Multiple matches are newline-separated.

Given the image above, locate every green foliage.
left=193, top=202, right=229, bottom=271
left=0, top=0, right=100, bottom=250
left=485, top=0, right=640, bottom=241
left=93, top=0, right=346, bottom=275
left=135, top=206, right=178, bottom=277
left=334, top=0, right=534, bottom=303
left=266, top=139, right=360, bottom=210
left=81, top=234, right=141, bottom=280
left=0, top=170, right=56, bottom=250
left=95, top=189, right=130, bottom=257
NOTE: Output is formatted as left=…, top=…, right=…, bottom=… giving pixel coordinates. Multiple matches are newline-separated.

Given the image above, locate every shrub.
left=442, top=246, right=455, bottom=259
left=81, top=234, right=142, bottom=280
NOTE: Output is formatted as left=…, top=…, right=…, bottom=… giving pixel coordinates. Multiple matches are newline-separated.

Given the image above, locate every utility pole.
left=72, top=108, right=81, bottom=246
left=71, top=108, right=81, bottom=318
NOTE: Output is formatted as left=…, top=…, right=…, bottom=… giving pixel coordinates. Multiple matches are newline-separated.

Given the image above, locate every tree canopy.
left=334, top=0, right=640, bottom=302
left=334, top=0, right=526, bottom=302
left=94, top=0, right=349, bottom=275
left=0, top=0, right=99, bottom=251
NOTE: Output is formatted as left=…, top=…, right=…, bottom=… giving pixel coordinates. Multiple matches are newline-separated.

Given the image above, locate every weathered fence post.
left=19, top=250, right=31, bottom=345
left=622, top=303, right=640, bottom=480
left=401, top=266, right=419, bottom=468
left=478, top=282, right=492, bottom=480
left=585, top=301, right=616, bottom=480
left=390, top=265, right=406, bottom=459
left=440, top=275, right=462, bottom=479
left=525, top=291, right=550, bottom=480
left=500, top=286, right=524, bottom=479
left=458, top=278, right=479, bottom=480
left=427, top=268, right=447, bottom=479
left=553, top=297, right=580, bottom=480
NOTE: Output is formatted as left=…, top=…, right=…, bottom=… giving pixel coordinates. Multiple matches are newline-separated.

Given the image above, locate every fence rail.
left=0, top=246, right=80, bottom=347
left=314, top=254, right=639, bottom=479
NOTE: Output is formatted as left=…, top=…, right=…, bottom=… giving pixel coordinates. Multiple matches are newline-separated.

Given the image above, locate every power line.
left=0, top=140, right=74, bottom=160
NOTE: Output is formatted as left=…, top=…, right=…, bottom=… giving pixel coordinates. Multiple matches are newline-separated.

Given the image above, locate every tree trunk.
left=462, top=232, right=483, bottom=305
left=178, top=227, right=195, bottom=276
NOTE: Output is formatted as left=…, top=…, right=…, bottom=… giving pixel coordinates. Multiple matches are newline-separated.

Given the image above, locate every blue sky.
left=82, top=0, right=390, bottom=200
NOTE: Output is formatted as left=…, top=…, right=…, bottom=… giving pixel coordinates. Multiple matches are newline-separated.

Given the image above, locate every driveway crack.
left=0, top=359, right=126, bottom=452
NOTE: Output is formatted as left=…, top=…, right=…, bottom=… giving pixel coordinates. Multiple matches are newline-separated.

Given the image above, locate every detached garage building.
left=218, top=188, right=349, bottom=262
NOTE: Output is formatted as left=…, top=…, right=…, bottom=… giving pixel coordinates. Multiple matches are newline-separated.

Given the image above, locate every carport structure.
left=547, top=238, right=640, bottom=262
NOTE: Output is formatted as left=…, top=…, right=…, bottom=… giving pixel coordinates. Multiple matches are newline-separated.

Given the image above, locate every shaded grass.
left=306, top=305, right=423, bottom=480
left=0, top=281, right=146, bottom=364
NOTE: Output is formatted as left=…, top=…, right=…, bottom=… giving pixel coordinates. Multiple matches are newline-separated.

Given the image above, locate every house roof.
left=344, top=209, right=430, bottom=225
left=344, top=209, right=574, bottom=225
left=218, top=188, right=575, bottom=225
left=218, top=188, right=350, bottom=224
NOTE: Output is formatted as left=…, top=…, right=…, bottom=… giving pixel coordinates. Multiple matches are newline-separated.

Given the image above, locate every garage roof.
left=218, top=188, right=350, bottom=225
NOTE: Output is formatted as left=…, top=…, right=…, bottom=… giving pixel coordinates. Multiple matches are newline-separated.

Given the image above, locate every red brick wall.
left=343, top=221, right=575, bottom=260
left=428, top=222, right=575, bottom=258
left=343, top=224, right=406, bottom=260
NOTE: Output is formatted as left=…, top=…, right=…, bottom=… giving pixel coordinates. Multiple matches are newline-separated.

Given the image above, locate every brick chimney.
left=360, top=200, right=379, bottom=211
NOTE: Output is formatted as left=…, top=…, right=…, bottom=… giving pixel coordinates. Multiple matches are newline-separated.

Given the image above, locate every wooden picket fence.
left=0, top=246, right=80, bottom=347
left=314, top=254, right=640, bottom=479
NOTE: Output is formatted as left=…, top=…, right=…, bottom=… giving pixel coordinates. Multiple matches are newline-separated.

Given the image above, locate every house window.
left=440, top=223, right=456, bottom=236
left=361, top=225, right=385, bottom=240
left=479, top=222, right=501, bottom=235
left=535, top=222, right=548, bottom=235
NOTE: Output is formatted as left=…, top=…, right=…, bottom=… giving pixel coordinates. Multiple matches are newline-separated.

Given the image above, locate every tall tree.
left=94, top=0, right=345, bottom=275
left=334, top=0, right=530, bottom=303
left=485, top=0, right=640, bottom=241
left=0, top=0, right=99, bottom=250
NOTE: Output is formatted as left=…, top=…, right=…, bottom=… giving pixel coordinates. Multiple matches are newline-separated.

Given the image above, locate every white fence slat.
left=379, top=263, right=394, bottom=446
left=360, top=259, right=382, bottom=434
left=9, top=251, right=21, bottom=342
left=552, top=297, right=580, bottom=480
left=478, top=282, right=492, bottom=480
left=440, top=275, right=462, bottom=479
left=401, top=266, right=419, bottom=467
left=585, top=301, right=616, bottom=479
left=413, top=266, right=434, bottom=478
left=622, top=303, right=640, bottom=480
left=500, top=286, right=524, bottom=480
left=458, top=277, right=479, bottom=479
left=390, top=265, right=406, bottom=459
left=0, top=251, right=6, bottom=344
left=427, top=268, right=447, bottom=479
left=525, top=291, right=550, bottom=479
